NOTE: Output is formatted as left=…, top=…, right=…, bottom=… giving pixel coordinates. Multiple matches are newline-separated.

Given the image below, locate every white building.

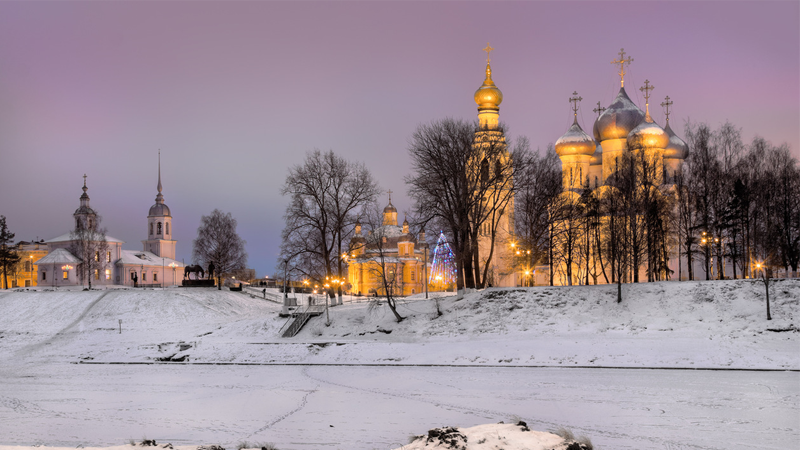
left=35, top=160, right=184, bottom=288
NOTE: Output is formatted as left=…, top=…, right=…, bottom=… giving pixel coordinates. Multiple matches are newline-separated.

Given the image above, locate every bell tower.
left=142, top=152, right=176, bottom=259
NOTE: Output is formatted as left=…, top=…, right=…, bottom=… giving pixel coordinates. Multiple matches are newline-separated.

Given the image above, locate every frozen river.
left=0, top=363, right=796, bottom=450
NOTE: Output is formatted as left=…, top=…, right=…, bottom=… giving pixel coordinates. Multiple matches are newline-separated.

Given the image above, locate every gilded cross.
left=640, top=79, right=654, bottom=119
left=611, top=48, right=633, bottom=87
left=661, top=96, right=673, bottom=122
left=483, top=43, right=494, bottom=63
left=568, top=91, right=582, bottom=123
left=387, top=189, right=393, bottom=203
left=593, top=101, right=606, bottom=117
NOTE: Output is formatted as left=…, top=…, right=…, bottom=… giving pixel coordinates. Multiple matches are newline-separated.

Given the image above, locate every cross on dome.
left=611, top=48, right=633, bottom=87
left=387, top=189, right=393, bottom=204
left=483, top=43, right=494, bottom=63
left=640, top=79, right=654, bottom=120
left=593, top=101, right=606, bottom=117
left=569, top=91, right=582, bottom=124
left=661, top=96, right=673, bottom=123
left=83, top=174, right=87, bottom=187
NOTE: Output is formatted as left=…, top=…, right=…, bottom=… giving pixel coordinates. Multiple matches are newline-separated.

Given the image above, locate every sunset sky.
left=1, top=1, right=797, bottom=277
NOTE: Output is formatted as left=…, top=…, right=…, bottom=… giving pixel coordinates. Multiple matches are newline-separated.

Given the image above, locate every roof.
left=44, top=232, right=125, bottom=244
left=115, top=250, right=184, bottom=268
left=34, top=248, right=80, bottom=265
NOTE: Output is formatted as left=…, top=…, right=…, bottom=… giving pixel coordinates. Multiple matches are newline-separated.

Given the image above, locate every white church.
left=35, top=160, right=185, bottom=288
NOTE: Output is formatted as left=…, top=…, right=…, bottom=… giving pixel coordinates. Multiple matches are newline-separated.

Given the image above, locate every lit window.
left=94, top=251, right=100, bottom=262
left=107, top=251, right=111, bottom=262
left=94, top=269, right=99, bottom=280
left=105, top=269, right=111, bottom=280
left=63, top=271, right=68, bottom=280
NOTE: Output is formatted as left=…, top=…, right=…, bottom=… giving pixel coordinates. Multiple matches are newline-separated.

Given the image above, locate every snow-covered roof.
left=44, top=232, right=124, bottom=244
left=116, top=250, right=184, bottom=268
left=34, top=248, right=80, bottom=265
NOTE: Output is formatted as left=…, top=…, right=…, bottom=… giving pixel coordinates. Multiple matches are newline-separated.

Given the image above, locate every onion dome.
left=596, top=87, right=645, bottom=141
left=590, top=145, right=603, bottom=165
left=555, top=121, right=596, bottom=157
left=383, top=201, right=397, bottom=214
left=627, top=118, right=669, bottom=149
left=664, top=122, right=689, bottom=159
left=474, top=63, right=503, bottom=112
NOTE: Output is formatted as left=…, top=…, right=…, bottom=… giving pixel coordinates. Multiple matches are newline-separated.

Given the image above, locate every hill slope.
left=0, top=279, right=797, bottom=369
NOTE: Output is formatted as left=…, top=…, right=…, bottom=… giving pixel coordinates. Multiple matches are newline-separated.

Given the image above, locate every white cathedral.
left=35, top=159, right=185, bottom=288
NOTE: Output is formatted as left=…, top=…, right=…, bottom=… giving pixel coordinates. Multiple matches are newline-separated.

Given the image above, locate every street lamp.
left=169, top=262, right=178, bottom=286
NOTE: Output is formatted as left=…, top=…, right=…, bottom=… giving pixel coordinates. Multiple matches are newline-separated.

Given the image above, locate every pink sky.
left=1, top=1, right=797, bottom=277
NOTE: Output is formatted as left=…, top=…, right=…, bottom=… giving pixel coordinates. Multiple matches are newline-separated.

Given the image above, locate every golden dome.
left=596, top=87, right=645, bottom=141
left=555, top=122, right=596, bottom=157
left=663, top=122, right=689, bottom=159
left=474, top=64, right=503, bottom=112
left=628, top=118, right=669, bottom=150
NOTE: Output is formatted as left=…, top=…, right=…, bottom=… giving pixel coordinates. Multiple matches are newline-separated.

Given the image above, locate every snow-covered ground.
left=0, top=279, right=797, bottom=449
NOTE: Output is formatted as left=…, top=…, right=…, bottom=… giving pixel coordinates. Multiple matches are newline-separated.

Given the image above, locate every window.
left=94, top=251, right=100, bottom=262
left=25, top=280, right=31, bottom=287
left=76, top=218, right=81, bottom=229
left=42, top=271, right=47, bottom=281
left=105, top=269, right=111, bottom=280
left=88, top=218, right=93, bottom=229
left=94, top=269, right=99, bottom=280
left=107, top=251, right=111, bottom=262
left=142, top=272, right=147, bottom=282
left=150, top=223, right=153, bottom=235
left=24, top=261, right=31, bottom=271
left=411, top=270, right=416, bottom=281
left=157, top=222, right=162, bottom=235
left=495, top=159, right=503, bottom=181
left=63, top=271, right=68, bottom=280
left=11, top=280, right=16, bottom=288
left=130, top=272, right=135, bottom=281
left=481, top=158, right=489, bottom=183
left=166, top=223, right=169, bottom=235
left=153, top=273, right=158, bottom=282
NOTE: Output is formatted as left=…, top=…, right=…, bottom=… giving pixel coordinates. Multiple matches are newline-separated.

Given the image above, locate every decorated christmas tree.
left=429, top=231, right=457, bottom=289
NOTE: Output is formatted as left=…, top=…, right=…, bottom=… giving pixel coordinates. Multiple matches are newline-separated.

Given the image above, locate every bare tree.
left=279, top=149, right=380, bottom=295
left=406, top=118, right=530, bottom=288
left=192, top=209, right=248, bottom=290
left=0, top=216, right=21, bottom=289
left=68, top=215, right=109, bottom=290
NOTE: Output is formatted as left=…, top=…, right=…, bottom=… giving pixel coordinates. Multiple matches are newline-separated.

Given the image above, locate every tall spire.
left=640, top=79, right=654, bottom=122
left=155, top=151, right=164, bottom=204
left=157, top=150, right=162, bottom=194
left=569, top=91, right=582, bottom=125
left=611, top=48, right=634, bottom=87
left=80, top=174, right=89, bottom=201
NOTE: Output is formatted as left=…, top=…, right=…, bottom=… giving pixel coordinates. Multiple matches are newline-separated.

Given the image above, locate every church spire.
left=155, top=151, right=164, bottom=204
left=474, top=43, right=503, bottom=129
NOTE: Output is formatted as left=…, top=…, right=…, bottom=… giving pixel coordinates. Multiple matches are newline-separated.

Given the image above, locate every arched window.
left=495, top=160, right=503, bottom=182
left=150, top=223, right=153, bottom=235
left=157, top=222, right=162, bottom=235
left=88, top=218, right=93, bottom=229
left=76, top=218, right=81, bottom=229
left=480, top=158, right=490, bottom=183
left=166, top=223, right=169, bottom=235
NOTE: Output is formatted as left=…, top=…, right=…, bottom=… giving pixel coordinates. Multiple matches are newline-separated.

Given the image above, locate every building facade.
left=35, top=159, right=184, bottom=288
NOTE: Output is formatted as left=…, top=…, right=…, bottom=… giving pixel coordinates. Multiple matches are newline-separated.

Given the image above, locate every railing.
left=278, top=303, right=326, bottom=337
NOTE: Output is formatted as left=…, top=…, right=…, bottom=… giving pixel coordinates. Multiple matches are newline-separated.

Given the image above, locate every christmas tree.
left=429, top=231, right=457, bottom=289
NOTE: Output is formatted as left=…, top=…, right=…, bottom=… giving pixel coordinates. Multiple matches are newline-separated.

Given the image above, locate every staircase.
left=279, top=305, right=326, bottom=338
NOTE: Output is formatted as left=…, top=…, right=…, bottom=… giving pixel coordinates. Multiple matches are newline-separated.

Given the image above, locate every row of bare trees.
left=677, top=122, right=800, bottom=282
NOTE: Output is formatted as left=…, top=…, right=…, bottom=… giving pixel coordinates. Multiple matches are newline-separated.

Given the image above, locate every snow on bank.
left=0, top=279, right=797, bottom=369
left=396, top=422, right=587, bottom=450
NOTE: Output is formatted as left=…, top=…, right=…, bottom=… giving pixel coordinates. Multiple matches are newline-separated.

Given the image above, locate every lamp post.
left=283, top=259, right=288, bottom=299
left=29, top=255, right=33, bottom=287
left=424, top=245, right=428, bottom=299
left=169, top=262, right=177, bottom=287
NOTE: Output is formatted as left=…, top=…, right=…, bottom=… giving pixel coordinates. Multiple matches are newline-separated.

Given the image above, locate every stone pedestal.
left=182, top=279, right=216, bottom=287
